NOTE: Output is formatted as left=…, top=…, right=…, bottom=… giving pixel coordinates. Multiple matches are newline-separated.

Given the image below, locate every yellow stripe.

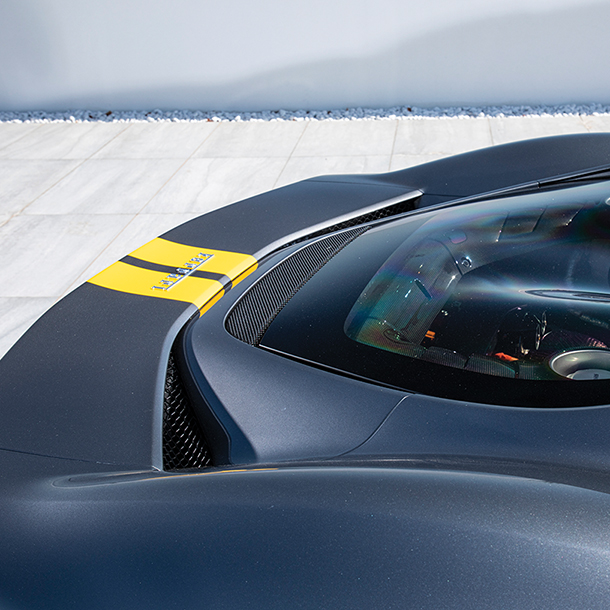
left=88, top=237, right=257, bottom=312
left=88, top=261, right=223, bottom=309
left=129, top=237, right=256, bottom=278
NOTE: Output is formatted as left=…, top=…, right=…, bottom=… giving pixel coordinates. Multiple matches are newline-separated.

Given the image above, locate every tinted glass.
left=261, top=182, right=610, bottom=406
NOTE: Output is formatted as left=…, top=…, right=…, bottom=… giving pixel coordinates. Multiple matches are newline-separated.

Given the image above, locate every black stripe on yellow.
left=121, top=255, right=233, bottom=288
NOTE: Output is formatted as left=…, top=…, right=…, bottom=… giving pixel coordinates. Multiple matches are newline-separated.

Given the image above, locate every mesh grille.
left=226, top=227, right=368, bottom=345
left=421, top=347, right=468, bottom=369
left=163, top=352, right=211, bottom=470
left=465, top=354, right=516, bottom=378
left=285, top=197, right=416, bottom=247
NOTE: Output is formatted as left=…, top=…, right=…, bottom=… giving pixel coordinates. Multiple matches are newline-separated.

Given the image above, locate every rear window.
left=260, top=181, right=610, bottom=406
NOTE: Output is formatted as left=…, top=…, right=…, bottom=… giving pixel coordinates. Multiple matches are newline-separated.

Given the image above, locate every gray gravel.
left=2, top=103, right=610, bottom=123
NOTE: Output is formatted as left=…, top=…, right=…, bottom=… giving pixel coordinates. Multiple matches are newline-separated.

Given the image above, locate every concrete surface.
left=1, top=114, right=609, bottom=358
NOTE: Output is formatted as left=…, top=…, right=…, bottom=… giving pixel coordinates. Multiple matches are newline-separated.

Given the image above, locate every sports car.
left=3, top=133, right=610, bottom=608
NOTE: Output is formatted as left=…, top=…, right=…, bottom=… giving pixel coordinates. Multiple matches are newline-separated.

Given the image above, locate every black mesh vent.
left=285, top=197, right=417, bottom=247
left=226, top=227, right=368, bottom=345
left=163, top=352, right=211, bottom=470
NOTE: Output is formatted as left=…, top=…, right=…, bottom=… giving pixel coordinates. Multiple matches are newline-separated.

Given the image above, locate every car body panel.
left=3, top=134, right=610, bottom=607
left=2, top=456, right=610, bottom=610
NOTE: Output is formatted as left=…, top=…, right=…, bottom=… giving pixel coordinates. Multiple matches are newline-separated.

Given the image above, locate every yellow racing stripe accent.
left=129, top=238, right=256, bottom=277
left=88, top=237, right=257, bottom=312
left=88, top=261, right=223, bottom=309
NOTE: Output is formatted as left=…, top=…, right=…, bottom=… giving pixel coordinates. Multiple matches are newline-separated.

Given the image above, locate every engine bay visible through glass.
left=260, top=181, right=610, bottom=406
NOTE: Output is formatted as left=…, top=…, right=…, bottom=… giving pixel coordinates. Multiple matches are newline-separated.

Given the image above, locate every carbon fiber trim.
left=226, top=227, right=368, bottom=346
left=163, top=352, right=211, bottom=470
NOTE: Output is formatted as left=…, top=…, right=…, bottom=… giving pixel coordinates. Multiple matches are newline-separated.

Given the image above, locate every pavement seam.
left=186, top=122, right=220, bottom=159
left=9, top=159, right=87, bottom=217
left=8, top=123, right=133, bottom=217
left=389, top=119, right=399, bottom=171
left=487, top=117, right=496, bottom=146
left=272, top=121, right=309, bottom=188
left=0, top=123, right=45, bottom=154
left=84, top=122, right=133, bottom=158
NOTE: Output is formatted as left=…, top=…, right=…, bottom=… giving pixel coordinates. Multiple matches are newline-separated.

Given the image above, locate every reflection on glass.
left=345, top=182, right=610, bottom=381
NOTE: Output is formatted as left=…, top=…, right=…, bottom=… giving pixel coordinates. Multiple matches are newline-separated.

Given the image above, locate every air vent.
left=284, top=197, right=417, bottom=247
left=226, top=227, right=367, bottom=346
left=163, top=351, right=211, bottom=470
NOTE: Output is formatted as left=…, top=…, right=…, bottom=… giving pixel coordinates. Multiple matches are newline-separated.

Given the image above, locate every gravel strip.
left=2, top=104, right=610, bottom=123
